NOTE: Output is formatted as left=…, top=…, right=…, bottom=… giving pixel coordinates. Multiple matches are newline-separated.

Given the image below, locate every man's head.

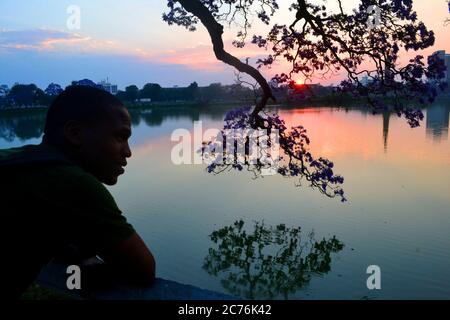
left=43, top=85, right=132, bottom=185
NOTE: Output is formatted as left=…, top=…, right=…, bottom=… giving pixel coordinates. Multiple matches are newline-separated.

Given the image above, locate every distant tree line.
left=0, top=79, right=343, bottom=110
left=0, top=82, right=63, bottom=109
left=115, top=81, right=258, bottom=104
left=0, top=80, right=264, bottom=109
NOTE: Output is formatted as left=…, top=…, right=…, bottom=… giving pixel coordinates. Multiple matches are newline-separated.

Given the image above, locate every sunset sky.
left=0, top=0, right=449, bottom=89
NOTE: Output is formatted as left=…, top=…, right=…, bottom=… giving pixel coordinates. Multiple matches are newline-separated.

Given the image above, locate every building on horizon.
left=98, top=78, right=118, bottom=95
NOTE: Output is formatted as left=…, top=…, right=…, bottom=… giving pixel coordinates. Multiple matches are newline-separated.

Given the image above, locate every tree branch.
left=176, top=0, right=275, bottom=116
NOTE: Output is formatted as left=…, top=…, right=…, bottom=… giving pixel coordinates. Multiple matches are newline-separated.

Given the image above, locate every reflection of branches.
left=203, top=220, right=344, bottom=299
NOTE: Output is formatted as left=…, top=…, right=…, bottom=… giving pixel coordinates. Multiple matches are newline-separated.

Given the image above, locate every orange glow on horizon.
left=277, top=108, right=450, bottom=165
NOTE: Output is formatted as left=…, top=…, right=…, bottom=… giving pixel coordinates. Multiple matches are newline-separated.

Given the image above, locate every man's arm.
left=100, top=232, right=156, bottom=286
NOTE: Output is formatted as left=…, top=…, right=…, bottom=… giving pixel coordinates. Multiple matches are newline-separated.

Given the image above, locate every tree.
left=115, top=90, right=127, bottom=102
left=164, top=0, right=447, bottom=201
left=7, top=84, right=45, bottom=107
left=0, top=95, right=7, bottom=109
left=116, top=85, right=140, bottom=102
left=140, top=83, right=163, bottom=101
left=125, top=85, right=139, bottom=102
left=44, top=83, right=63, bottom=96
left=202, top=82, right=223, bottom=100
left=164, top=1, right=445, bottom=119
left=184, top=81, right=200, bottom=100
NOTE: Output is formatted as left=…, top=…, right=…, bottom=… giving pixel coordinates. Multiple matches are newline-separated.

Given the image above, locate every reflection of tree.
left=0, top=112, right=46, bottom=141
left=128, top=107, right=215, bottom=127
left=203, top=220, right=344, bottom=299
left=140, top=111, right=164, bottom=127
left=128, top=110, right=142, bottom=126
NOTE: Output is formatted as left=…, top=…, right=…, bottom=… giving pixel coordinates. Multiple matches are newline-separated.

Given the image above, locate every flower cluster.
left=251, top=0, right=445, bottom=128
left=203, top=107, right=347, bottom=202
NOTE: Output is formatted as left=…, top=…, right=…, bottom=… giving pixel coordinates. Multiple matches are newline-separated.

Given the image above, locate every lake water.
left=1, top=103, right=449, bottom=299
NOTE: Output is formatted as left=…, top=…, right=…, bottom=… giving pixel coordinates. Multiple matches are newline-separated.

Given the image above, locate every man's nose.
left=123, top=142, right=132, bottom=158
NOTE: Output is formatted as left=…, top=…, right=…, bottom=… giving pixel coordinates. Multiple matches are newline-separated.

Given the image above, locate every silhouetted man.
left=0, top=85, right=155, bottom=299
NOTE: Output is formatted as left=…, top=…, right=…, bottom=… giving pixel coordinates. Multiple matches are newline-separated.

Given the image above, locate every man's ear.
left=63, top=120, right=84, bottom=147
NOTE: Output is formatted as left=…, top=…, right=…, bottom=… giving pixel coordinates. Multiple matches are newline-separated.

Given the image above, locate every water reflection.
left=0, top=106, right=227, bottom=145
left=0, top=111, right=46, bottom=142
left=203, top=220, right=344, bottom=299
left=382, top=112, right=391, bottom=152
left=426, top=104, right=450, bottom=141
left=1, top=104, right=450, bottom=299
left=128, top=106, right=225, bottom=128
left=1, top=103, right=449, bottom=149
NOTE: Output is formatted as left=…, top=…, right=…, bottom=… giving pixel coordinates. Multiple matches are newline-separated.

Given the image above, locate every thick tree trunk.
left=177, top=0, right=275, bottom=116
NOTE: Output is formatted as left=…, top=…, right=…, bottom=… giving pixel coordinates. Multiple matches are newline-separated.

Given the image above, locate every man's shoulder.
left=35, top=164, right=119, bottom=211
left=0, top=144, right=119, bottom=211
left=0, top=143, right=102, bottom=191
left=0, top=144, right=71, bottom=168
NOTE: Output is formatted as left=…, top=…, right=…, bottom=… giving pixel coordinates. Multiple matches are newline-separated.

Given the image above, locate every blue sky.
left=0, top=0, right=235, bottom=89
left=1, top=0, right=449, bottom=90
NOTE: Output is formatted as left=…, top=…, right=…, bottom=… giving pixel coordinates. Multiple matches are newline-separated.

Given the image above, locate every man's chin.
left=101, top=176, right=119, bottom=186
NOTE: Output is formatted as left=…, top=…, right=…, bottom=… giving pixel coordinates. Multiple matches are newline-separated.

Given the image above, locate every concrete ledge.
left=38, top=261, right=238, bottom=300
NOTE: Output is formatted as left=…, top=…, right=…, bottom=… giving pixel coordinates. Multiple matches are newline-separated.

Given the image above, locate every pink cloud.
left=134, top=41, right=274, bottom=73
left=0, top=29, right=118, bottom=53
left=140, top=44, right=224, bottom=71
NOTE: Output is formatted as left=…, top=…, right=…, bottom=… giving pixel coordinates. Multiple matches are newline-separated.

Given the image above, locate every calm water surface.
left=1, top=103, right=449, bottom=299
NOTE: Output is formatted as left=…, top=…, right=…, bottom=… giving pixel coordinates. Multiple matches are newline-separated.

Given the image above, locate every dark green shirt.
left=0, top=144, right=135, bottom=298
